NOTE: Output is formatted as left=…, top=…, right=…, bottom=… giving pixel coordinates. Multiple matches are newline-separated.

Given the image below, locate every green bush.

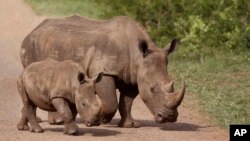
left=96, top=0, right=250, bottom=54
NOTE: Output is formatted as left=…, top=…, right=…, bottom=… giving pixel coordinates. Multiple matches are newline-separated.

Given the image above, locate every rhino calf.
left=17, top=59, right=102, bottom=135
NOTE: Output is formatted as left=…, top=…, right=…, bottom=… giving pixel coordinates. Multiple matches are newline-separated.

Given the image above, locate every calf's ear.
left=138, top=39, right=149, bottom=58
left=78, top=72, right=85, bottom=85
left=92, top=72, right=103, bottom=83
left=165, top=38, right=179, bottom=55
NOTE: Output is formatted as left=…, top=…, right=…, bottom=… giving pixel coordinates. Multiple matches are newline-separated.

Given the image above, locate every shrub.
left=96, top=0, right=250, bottom=55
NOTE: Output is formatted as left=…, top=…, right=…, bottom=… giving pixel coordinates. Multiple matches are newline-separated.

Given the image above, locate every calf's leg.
left=51, top=98, right=78, bottom=135
left=48, top=111, right=63, bottom=125
left=17, top=107, right=29, bottom=130
left=17, top=77, right=43, bottom=133
left=25, top=103, right=43, bottom=133
left=69, top=104, right=78, bottom=120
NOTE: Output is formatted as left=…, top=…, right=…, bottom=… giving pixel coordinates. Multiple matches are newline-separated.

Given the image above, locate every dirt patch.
left=0, top=0, right=228, bottom=140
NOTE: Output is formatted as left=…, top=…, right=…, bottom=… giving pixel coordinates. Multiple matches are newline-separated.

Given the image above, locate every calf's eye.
left=150, top=87, right=157, bottom=94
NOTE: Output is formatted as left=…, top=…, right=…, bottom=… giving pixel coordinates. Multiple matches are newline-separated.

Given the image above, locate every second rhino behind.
left=17, top=59, right=103, bottom=135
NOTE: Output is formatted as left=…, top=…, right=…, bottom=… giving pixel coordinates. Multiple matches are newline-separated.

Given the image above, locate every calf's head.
left=75, top=72, right=103, bottom=127
left=137, top=39, right=186, bottom=123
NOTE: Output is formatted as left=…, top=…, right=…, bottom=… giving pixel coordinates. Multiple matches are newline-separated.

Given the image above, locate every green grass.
left=25, top=0, right=106, bottom=18
left=26, top=0, right=250, bottom=128
left=169, top=48, right=250, bottom=127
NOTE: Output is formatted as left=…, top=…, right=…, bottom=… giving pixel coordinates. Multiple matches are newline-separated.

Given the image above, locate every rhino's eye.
left=82, top=103, right=86, bottom=106
left=150, top=87, right=157, bottom=94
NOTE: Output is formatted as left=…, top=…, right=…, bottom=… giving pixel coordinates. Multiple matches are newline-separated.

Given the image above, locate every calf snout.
left=85, top=115, right=101, bottom=127
left=85, top=106, right=102, bottom=127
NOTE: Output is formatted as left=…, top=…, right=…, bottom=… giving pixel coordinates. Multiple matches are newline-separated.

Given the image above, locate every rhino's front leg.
left=95, top=75, right=118, bottom=123
left=51, top=98, right=78, bottom=135
left=117, top=84, right=140, bottom=128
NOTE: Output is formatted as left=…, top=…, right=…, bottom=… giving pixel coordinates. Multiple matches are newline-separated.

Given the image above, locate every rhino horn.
left=165, top=81, right=174, bottom=93
left=172, top=80, right=186, bottom=108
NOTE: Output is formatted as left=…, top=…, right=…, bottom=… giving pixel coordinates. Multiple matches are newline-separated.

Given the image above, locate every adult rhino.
left=20, top=15, right=186, bottom=128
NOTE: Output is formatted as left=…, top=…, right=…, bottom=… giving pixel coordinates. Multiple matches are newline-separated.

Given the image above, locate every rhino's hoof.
left=118, top=121, right=141, bottom=128
left=36, top=116, right=43, bottom=123
left=64, top=124, right=78, bottom=135
left=17, top=124, right=29, bottom=131
left=55, top=118, right=64, bottom=124
left=29, top=127, right=43, bottom=133
left=64, top=128, right=77, bottom=135
left=48, top=117, right=64, bottom=125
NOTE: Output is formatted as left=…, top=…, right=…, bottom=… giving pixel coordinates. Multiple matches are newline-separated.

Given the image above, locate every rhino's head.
left=75, top=72, right=103, bottom=127
left=137, top=39, right=186, bottom=123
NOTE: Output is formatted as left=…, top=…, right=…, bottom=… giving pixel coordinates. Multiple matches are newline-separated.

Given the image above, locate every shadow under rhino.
left=44, top=127, right=121, bottom=136
left=105, top=118, right=209, bottom=131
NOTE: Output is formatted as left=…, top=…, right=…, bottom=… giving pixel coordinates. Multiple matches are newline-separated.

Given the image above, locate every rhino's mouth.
left=154, top=111, right=177, bottom=123
left=85, top=119, right=101, bottom=127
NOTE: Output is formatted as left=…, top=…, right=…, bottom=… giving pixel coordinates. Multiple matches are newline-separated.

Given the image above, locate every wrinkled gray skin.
left=20, top=15, right=186, bottom=128
left=17, top=59, right=102, bottom=135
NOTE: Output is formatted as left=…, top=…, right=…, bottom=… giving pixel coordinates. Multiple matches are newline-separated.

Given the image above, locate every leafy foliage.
left=96, top=0, right=250, bottom=54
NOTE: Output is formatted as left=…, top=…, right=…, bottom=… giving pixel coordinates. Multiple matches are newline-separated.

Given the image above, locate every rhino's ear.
left=77, top=72, right=85, bottom=85
left=138, top=39, right=149, bottom=58
left=165, top=38, right=179, bottom=55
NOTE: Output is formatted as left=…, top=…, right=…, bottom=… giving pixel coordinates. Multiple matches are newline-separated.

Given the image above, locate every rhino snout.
left=154, top=111, right=178, bottom=123
left=85, top=118, right=101, bottom=127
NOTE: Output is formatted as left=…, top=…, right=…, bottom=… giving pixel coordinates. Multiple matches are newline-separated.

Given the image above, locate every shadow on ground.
left=44, top=127, right=121, bottom=136
left=104, top=118, right=210, bottom=131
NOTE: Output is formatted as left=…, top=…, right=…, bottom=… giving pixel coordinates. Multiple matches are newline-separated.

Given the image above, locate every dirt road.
left=0, top=0, right=228, bottom=141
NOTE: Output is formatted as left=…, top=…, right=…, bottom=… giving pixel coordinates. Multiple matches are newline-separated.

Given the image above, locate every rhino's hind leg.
left=17, top=107, right=29, bottom=131
left=25, top=103, right=43, bottom=133
left=17, top=77, right=43, bottom=133
left=118, top=84, right=140, bottom=128
left=51, top=98, right=78, bottom=135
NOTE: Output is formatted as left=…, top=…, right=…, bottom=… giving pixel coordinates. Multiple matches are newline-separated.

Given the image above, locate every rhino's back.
left=35, top=15, right=116, bottom=35
left=21, top=15, right=146, bottom=82
left=21, top=59, right=57, bottom=110
left=47, top=15, right=107, bottom=32
left=22, top=59, right=79, bottom=107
